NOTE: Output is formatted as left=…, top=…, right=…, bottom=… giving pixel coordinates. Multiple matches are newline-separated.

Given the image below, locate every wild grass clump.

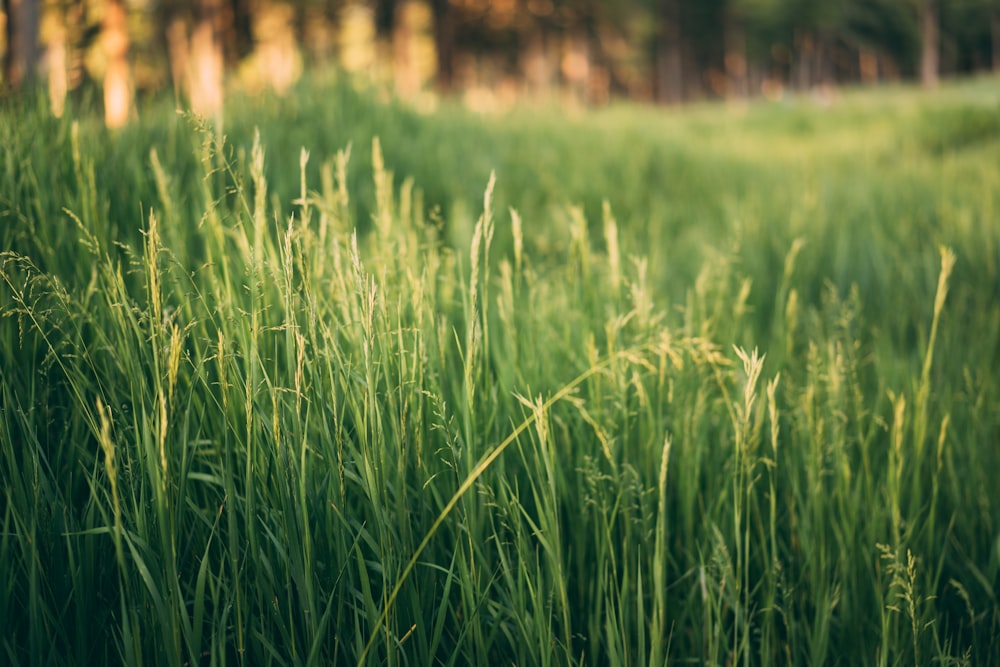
left=2, top=78, right=999, bottom=665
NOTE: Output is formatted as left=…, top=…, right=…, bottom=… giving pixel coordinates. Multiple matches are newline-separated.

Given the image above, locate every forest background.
left=3, top=0, right=1000, bottom=125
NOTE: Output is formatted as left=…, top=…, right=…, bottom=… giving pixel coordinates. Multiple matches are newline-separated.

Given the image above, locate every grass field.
left=2, top=76, right=999, bottom=665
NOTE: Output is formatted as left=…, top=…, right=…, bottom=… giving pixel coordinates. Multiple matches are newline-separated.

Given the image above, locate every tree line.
left=3, top=0, right=999, bottom=124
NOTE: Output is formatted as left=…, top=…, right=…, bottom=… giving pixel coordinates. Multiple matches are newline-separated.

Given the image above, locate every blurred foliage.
left=4, top=0, right=1000, bottom=105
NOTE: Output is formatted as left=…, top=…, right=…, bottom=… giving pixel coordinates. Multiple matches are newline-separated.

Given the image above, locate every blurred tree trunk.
left=562, top=28, right=590, bottom=104
left=394, top=2, right=424, bottom=99
left=920, top=0, right=938, bottom=87
left=190, top=0, right=224, bottom=116
left=655, top=0, right=683, bottom=104
left=103, top=0, right=132, bottom=127
left=429, top=0, right=455, bottom=92
left=165, top=0, right=224, bottom=116
left=859, top=47, right=878, bottom=84
left=522, top=29, right=554, bottom=98
left=723, top=7, right=747, bottom=98
left=47, top=1, right=68, bottom=116
left=815, top=30, right=832, bottom=85
left=4, top=0, right=40, bottom=90
left=793, top=30, right=812, bottom=89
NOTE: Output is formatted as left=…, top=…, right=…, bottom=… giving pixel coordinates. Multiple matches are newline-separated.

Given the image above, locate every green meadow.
left=1, top=77, right=999, bottom=665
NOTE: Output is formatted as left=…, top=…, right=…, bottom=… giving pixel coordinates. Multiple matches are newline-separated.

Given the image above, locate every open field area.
left=2, top=77, right=1000, bottom=665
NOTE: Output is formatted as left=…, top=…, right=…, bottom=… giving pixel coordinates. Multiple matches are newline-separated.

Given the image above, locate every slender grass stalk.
left=913, top=247, right=956, bottom=460
left=358, top=345, right=652, bottom=666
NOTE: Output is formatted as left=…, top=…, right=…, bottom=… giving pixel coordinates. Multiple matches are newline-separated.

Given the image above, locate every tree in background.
left=103, top=0, right=132, bottom=126
left=163, top=0, right=227, bottom=115
left=654, top=0, right=682, bottom=104
left=2, top=0, right=1000, bottom=121
left=921, top=0, right=939, bottom=86
left=4, top=0, right=41, bottom=89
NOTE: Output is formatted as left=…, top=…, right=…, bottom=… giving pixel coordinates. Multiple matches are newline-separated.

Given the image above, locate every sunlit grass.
left=1, top=76, right=999, bottom=665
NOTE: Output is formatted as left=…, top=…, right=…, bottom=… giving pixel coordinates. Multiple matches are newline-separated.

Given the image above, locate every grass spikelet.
left=914, top=246, right=957, bottom=459
left=511, top=207, right=524, bottom=275
left=603, top=200, right=621, bottom=292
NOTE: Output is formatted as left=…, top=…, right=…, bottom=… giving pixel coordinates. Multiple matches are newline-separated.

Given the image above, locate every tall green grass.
left=1, top=77, right=999, bottom=665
